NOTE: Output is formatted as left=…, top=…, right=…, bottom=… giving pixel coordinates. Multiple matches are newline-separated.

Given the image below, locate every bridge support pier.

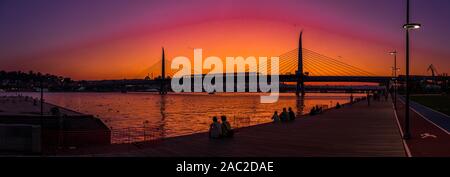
left=160, top=47, right=167, bottom=95
left=296, top=76, right=305, bottom=97
left=296, top=96, right=305, bottom=118
left=296, top=31, right=305, bottom=97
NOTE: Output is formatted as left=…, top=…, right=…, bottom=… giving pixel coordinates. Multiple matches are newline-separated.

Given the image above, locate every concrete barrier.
left=0, top=124, right=41, bottom=153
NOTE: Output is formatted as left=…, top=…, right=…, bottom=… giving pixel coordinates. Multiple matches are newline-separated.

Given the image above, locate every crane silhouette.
left=427, top=64, right=438, bottom=77
left=427, top=64, right=441, bottom=85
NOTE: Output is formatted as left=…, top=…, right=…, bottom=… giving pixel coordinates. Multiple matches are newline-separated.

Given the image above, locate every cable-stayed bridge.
left=142, top=45, right=391, bottom=95
left=123, top=32, right=448, bottom=94
left=144, top=48, right=377, bottom=79
left=104, top=46, right=444, bottom=94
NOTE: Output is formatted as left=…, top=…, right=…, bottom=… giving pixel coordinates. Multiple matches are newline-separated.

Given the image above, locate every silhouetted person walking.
left=384, top=90, right=388, bottom=101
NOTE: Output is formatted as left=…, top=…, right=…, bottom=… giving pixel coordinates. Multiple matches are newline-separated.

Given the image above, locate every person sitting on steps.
left=221, top=116, right=234, bottom=138
left=288, top=107, right=296, bottom=121
left=272, top=111, right=280, bottom=123
left=209, top=116, right=222, bottom=139
left=280, top=108, right=289, bottom=122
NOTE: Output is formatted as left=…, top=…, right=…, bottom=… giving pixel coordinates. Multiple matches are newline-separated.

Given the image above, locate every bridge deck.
left=58, top=97, right=406, bottom=157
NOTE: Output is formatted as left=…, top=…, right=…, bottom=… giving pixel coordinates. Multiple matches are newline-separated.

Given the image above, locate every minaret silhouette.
left=296, top=31, right=305, bottom=97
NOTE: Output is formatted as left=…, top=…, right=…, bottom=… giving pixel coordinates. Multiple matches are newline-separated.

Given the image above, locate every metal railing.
left=110, top=126, right=161, bottom=144
left=109, top=116, right=260, bottom=144
left=41, top=115, right=267, bottom=146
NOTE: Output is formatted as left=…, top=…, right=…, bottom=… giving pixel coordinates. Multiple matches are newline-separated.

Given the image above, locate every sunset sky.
left=1, top=0, right=449, bottom=80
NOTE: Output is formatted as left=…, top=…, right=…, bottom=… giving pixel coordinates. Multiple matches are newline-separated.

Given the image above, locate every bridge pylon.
left=296, top=31, right=305, bottom=97
left=160, top=47, right=167, bottom=95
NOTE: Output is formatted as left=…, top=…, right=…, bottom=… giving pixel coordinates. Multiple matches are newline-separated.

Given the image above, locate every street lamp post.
left=40, top=79, right=44, bottom=116
left=389, top=51, right=398, bottom=109
left=403, top=0, right=421, bottom=140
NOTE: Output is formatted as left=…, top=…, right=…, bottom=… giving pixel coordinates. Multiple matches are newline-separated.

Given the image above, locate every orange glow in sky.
left=1, top=0, right=449, bottom=80
left=12, top=19, right=406, bottom=80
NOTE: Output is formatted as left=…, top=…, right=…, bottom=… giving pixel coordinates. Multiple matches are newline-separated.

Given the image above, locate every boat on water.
left=144, top=88, right=159, bottom=92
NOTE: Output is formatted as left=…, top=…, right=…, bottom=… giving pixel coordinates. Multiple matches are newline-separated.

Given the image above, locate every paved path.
left=399, top=96, right=450, bottom=134
left=59, top=98, right=406, bottom=157
left=395, top=97, right=450, bottom=157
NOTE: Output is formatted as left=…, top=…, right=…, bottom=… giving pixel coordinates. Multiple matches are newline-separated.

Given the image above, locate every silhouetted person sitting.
left=280, top=108, right=289, bottom=122
left=209, top=117, right=222, bottom=139
left=51, top=107, right=60, bottom=116
left=272, top=111, right=280, bottom=123
left=315, top=105, right=321, bottom=114
left=310, top=107, right=317, bottom=116
left=336, top=102, right=341, bottom=109
left=221, top=116, right=234, bottom=138
left=288, top=107, right=296, bottom=121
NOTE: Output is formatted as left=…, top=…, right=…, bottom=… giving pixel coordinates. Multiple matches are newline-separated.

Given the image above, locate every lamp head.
left=389, top=51, right=397, bottom=55
left=403, top=23, right=421, bottom=30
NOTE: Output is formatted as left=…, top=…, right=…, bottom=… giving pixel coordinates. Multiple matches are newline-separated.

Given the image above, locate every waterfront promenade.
left=0, top=96, right=82, bottom=117
left=0, top=96, right=111, bottom=150
left=61, top=97, right=406, bottom=157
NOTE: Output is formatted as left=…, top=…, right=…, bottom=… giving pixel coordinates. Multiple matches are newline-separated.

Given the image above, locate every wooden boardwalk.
left=66, top=97, right=406, bottom=157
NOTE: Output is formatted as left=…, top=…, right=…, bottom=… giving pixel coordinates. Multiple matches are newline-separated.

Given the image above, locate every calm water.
left=11, top=92, right=363, bottom=141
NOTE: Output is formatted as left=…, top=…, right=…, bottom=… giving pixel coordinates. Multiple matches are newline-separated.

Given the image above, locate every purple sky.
left=0, top=0, right=449, bottom=79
